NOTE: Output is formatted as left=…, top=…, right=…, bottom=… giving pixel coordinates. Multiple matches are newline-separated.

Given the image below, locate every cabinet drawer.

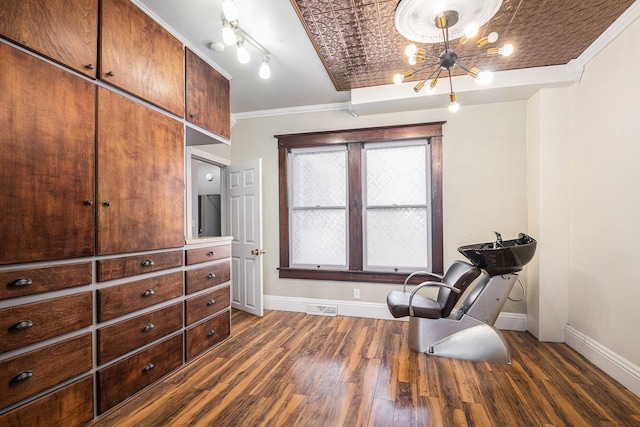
left=185, top=310, right=230, bottom=361
left=185, top=285, right=231, bottom=326
left=0, top=333, right=92, bottom=410
left=97, top=250, right=183, bottom=282
left=0, top=375, right=93, bottom=427
left=185, top=262, right=230, bottom=295
left=97, top=302, right=183, bottom=364
left=97, top=271, right=183, bottom=322
left=0, top=262, right=92, bottom=301
left=97, top=334, right=183, bottom=414
left=185, top=244, right=230, bottom=265
left=0, top=292, right=92, bottom=353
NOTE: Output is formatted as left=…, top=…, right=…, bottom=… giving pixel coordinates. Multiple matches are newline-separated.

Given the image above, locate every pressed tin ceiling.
left=290, top=0, right=636, bottom=91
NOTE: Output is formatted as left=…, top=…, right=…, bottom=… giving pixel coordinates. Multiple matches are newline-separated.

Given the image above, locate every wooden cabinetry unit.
left=97, top=250, right=184, bottom=281
left=185, top=48, right=231, bottom=139
left=0, top=262, right=92, bottom=300
left=97, top=88, right=184, bottom=255
left=100, top=0, right=184, bottom=116
left=0, top=42, right=95, bottom=266
left=0, top=0, right=98, bottom=78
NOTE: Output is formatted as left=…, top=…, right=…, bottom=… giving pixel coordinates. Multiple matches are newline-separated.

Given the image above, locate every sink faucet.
left=494, top=231, right=504, bottom=248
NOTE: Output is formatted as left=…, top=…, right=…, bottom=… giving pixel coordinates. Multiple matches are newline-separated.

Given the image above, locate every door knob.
left=251, top=249, right=266, bottom=256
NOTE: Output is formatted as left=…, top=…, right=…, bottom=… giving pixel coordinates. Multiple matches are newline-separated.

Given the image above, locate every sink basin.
left=457, top=233, right=537, bottom=276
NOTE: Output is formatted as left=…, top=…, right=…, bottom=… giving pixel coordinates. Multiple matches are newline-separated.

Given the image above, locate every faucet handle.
left=494, top=231, right=504, bottom=247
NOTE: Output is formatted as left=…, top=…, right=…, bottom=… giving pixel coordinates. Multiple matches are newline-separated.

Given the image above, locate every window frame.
left=276, top=122, right=444, bottom=284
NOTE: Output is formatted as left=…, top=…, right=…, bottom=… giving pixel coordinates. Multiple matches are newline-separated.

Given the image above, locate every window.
left=277, top=122, right=444, bottom=284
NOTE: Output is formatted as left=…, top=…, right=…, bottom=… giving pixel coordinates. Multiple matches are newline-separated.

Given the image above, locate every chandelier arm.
left=457, top=51, right=493, bottom=60
left=456, top=62, right=472, bottom=73
left=448, top=68, right=454, bottom=93
left=407, top=61, right=441, bottom=75
left=441, top=24, right=450, bottom=51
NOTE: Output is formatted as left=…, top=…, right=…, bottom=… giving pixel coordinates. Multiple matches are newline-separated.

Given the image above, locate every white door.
left=227, top=158, right=264, bottom=316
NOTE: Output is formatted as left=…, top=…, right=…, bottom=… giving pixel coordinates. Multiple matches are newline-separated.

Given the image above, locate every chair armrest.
left=408, top=281, right=460, bottom=316
left=402, top=270, right=432, bottom=292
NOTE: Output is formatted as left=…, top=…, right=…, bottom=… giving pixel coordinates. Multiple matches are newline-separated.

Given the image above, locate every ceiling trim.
left=233, top=102, right=351, bottom=120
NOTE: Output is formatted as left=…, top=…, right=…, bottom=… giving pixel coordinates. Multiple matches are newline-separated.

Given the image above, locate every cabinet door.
left=0, top=43, right=95, bottom=265
left=185, top=48, right=231, bottom=139
left=100, top=0, right=184, bottom=116
left=97, top=87, right=184, bottom=255
left=0, top=0, right=98, bottom=78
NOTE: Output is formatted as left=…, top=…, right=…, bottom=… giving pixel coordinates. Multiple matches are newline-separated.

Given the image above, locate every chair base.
left=407, top=273, right=518, bottom=364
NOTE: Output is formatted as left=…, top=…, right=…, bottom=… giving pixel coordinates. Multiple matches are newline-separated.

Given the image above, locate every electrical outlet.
left=353, top=288, right=360, bottom=300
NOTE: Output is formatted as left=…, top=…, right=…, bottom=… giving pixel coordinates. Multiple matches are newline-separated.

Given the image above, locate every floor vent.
left=306, top=304, right=338, bottom=316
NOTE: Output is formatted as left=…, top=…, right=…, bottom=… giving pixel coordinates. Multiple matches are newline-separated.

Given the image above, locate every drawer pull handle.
left=142, top=322, right=155, bottom=332
left=207, top=251, right=215, bottom=256
left=8, top=277, right=32, bottom=288
left=208, top=329, right=216, bottom=337
left=10, top=371, right=33, bottom=384
left=106, top=71, right=114, bottom=77
left=9, top=320, right=33, bottom=331
left=142, top=363, right=155, bottom=373
left=142, top=289, right=155, bottom=297
left=142, top=259, right=155, bottom=267
left=207, top=273, right=216, bottom=279
left=207, top=299, right=216, bottom=306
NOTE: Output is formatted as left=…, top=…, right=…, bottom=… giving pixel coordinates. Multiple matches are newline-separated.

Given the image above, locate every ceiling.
left=136, top=0, right=638, bottom=115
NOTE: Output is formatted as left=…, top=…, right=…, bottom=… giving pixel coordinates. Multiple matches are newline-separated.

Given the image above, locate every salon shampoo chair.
left=386, top=233, right=537, bottom=364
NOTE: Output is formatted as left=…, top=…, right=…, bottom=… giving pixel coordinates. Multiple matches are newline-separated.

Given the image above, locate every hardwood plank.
left=89, top=310, right=640, bottom=426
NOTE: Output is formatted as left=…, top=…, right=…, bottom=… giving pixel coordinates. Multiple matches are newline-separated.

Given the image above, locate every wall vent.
left=306, top=304, right=338, bottom=316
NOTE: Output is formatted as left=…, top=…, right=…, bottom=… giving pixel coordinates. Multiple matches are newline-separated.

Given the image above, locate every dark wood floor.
left=91, top=310, right=640, bottom=426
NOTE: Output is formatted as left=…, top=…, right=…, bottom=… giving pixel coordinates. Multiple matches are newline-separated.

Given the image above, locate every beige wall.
left=567, top=15, right=640, bottom=365
left=228, top=102, right=528, bottom=313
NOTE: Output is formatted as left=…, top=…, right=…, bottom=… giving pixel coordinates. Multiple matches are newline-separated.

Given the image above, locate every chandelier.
left=392, top=0, right=513, bottom=112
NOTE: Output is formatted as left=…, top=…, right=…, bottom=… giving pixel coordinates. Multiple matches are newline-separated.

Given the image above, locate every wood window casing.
left=276, top=122, right=444, bottom=284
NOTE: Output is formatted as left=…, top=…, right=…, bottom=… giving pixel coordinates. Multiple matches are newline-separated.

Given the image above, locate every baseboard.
left=565, top=325, right=640, bottom=398
left=263, top=295, right=527, bottom=330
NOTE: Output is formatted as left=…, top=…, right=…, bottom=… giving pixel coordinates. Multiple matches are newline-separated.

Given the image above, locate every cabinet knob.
left=85, top=64, right=94, bottom=70
left=9, top=320, right=33, bottom=331
left=207, top=299, right=216, bottom=306
left=142, top=289, right=155, bottom=297
left=103, top=201, right=111, bottom=207
left=189, top=113, right=196, bottom=119
left=207, top=251, right=215, bottom=256
left=142, top=322, right=155, bottom=332
left=207, top=273, right=216, bottom=279
left=207, top=329, right=216, bottom=337
left=8, top=277, right=32, bottom=288
left=10, top=371, right=33, bottom=384
left=84, top=200, right=93, bottom=206
left=106, top=71, right=114, bottom=77
left=142, top=259, right=155, bottom=267
left=142, top=363, right=155, bottom=373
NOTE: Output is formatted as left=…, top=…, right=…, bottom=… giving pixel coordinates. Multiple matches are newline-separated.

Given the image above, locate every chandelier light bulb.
left=475, top=71, right=493, bottom=85
left=499, top=43, right=514, bottom=56
left=222, top=0, right=239, bottom=22
left=464, top=23, right=479, bottom=39
left=488, top=32, right=499, bottom=43
left=425, top=79, right=437, bottom=93
left=393, top=73, right=404, bottom=84
left=404, top=44, right=418, bottom=57
left=449, top=101, right=460, bottom=113
left=259, top=57, right=271, bottom=79
left=236, top=40, right=250, bottom=64
left=222, top=23, right=236, bottom=46
left=408, top=55, right=417, bottom=65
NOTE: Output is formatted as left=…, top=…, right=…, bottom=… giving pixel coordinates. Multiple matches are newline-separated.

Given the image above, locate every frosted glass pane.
left=366, top=208, right=428, bottom=268
left=292, top=150, right=346, bottom=207
left=291, top=209, right=346, bottom=266
left=366, top=145, right=427, bottom=206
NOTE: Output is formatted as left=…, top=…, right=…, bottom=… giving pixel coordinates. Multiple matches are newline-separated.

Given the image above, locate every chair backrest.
left=437, top=260, right=481, bottom=317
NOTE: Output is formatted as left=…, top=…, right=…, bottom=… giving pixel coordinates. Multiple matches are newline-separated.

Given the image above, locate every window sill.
left=278, top=267, right=442, bottom=284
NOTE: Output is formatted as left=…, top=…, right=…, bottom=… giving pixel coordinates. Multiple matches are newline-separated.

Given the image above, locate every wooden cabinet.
left=185, top=244, right=231, bottom=265
left=0, top=333, right=92, bottom=410
left=99, top=0, right=184, bottom=116
left=185, top=263, right=231, bottom=295
left=97, top=334, right=183, bottom=414
left=185, top=285, right=231, bottom=326
left=97, top=271, right=184, bottom=322
left=185, top=310, right=231, bottom=361
left=185, top=48, right=230, bottom=139
left=97, top=87, right=184, bottom=255
left=0, top=262, right=92, bottom=300
left=0, top=42, right=95, bottom=266
left=0, top=376, right=93, bottom=427
left=0, top=292, right=92, bottom=353
left=0, top=0, right=98, bottom=78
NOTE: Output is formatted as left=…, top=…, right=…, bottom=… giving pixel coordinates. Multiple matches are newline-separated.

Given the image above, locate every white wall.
left=567, top=15, right=640, bottom=367
left=229, top=102, right=529, bottom=313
